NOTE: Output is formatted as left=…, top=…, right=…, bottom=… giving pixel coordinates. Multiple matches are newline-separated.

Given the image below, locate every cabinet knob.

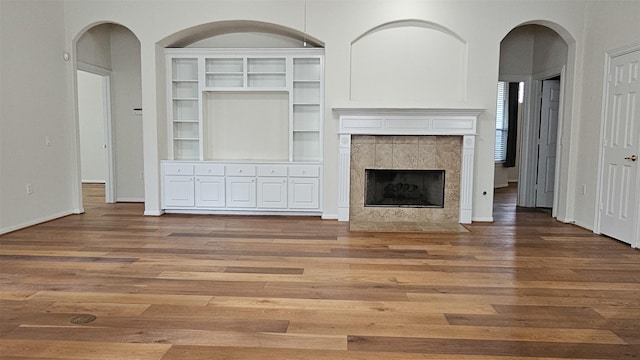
left=302, top=170, right=306, bottom=174
left=177, top=168, right=181, bottom=173
left=251, top=179, right=255, bottom=182
left=239, top=169, right=243, bottom=173
left=271, top=170, right=275, bottom=173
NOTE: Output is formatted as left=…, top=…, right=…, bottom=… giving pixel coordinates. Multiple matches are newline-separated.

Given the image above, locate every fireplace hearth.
left=365, top=169, right=445, bottom=208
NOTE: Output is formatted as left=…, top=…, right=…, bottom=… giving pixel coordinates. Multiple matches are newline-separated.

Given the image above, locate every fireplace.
left=334, top=108, right=482, bottom=229
left=365, top=169, right=445, bottom=208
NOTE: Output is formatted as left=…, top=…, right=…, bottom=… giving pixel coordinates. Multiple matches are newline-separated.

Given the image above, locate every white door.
left=289, top=177, right=319, bottom=209
left=599, top=49, right=639, bottom=245
left=226, top=177, right=256, bottom=208
left=257, top=177, right=287, bottom=208
left=164, top=175, right=194, bottom=207
left=195, top=176, right=225, bottom=208
left=536, top=79, right=560, bottom=208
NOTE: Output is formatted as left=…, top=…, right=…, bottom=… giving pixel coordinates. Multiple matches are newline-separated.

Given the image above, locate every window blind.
left=495, top=81, right=508, bottom=162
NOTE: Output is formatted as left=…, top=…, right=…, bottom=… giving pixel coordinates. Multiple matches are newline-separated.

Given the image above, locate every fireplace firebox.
left=365, top=169, right=445, bottom=208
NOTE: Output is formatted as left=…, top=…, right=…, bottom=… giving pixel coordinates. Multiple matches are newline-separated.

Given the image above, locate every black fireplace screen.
left=364, top=169, right=445, bottom=208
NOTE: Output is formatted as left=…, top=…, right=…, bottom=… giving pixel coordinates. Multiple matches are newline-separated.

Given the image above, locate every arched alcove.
left=158, top=20, right=324, bottom=48
left=350, top=19, right=467, bottom=104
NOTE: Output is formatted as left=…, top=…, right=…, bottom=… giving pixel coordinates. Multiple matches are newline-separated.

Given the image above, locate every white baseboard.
left=472, top=216, right=494, bottom=222
left=321, top=213, right=338, bottom=220
left=144, top=210, right=164, bottom=216
left=0, top=210, right=74, bottom=235
left=116, top=197, right=144, bottom=202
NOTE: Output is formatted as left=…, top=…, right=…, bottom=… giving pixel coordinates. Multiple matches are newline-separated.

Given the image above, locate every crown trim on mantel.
left=333, top=107, right=484, bottom=224
left=333, top=108, right=483, bottom=136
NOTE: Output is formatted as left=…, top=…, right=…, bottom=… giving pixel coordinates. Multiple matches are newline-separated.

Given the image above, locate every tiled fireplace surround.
left=334, top=108, right=481, bottom=231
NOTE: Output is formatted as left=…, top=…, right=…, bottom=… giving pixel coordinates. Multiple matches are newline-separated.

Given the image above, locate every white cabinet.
left=194, top=164, right=225, bottom=207
left=226, top=176, right=256, bottom=208
left=257, top=177, right=288, bottom=208
left=256, top=165, right=288, bottom=209
left=289, top=165, right=320, bottom=209
left=162, top=161, right=320, bottom=214
left=195, top=176, right=225, bottom=207
left=163, top=163, right=195, bottom=207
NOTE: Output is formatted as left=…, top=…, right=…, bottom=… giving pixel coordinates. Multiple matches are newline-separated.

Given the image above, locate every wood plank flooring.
left=1, top=183, right=639, bottom=359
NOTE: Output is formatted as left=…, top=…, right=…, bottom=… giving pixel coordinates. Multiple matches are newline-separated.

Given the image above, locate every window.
left=495, top=81, right=525, bottom=163
left=495, top=81, right=508, bottom=163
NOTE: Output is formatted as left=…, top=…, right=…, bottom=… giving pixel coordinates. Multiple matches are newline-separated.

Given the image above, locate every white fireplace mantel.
left=333, top=108, right=483, bottom=224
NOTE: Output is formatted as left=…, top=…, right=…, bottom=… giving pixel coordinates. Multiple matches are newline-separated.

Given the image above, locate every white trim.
left=0, top=210, right=75, bottom=235
left=552, top=67, right=567, bottom=219
left=144, top=210, right=164, bottom=216
left=532, top=66, right=564, bottom=81
left=472, top=216, right=494, bottom=222
left=321, top=213, right=338, bottom=220
left=116, top=197, right=145, bottom=202
left=165, top=48, right=325, bottom=57
left=76, top=68, right=116, bottom=204
left=77, top=61, right=111, bottom=76
left=102, top=75, right=116, bottom=203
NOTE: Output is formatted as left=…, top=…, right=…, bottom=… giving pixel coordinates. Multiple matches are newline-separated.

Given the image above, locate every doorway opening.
left=74, top=23, right=143, bottom=211
left=77, top=69, right=112, bottom=202
left=495, top=24, right=568, bottom=219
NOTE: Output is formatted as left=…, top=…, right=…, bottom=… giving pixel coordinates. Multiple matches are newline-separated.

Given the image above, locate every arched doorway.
left=495, top=24, right=570, bottom=220
left=73, top=23, right=143, bottom=209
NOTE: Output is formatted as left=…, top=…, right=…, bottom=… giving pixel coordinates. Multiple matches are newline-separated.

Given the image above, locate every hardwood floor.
left=1, top=183, right=639, bottom=359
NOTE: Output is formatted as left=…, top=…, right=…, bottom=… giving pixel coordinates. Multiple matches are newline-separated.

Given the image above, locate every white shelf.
left=167, top=50, right=323, bottom=163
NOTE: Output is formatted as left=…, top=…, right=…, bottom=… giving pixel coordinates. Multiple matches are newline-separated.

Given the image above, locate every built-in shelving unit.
left=171, top=58, right=200, bottom=160
left=292, top=57, right=321, bottom=161
left=164, top=48, right=324, bottom=215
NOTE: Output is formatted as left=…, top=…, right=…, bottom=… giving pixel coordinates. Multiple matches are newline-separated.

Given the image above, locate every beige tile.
left=418, top=143, right=437, bottom=168
left=375, top=136, right=394, bottom=144
left=393, top=136, right=420, bottom=144
left=392, top=144, right=419, bottom=168
left=352, top=135, right=376, bottom=144
left=374, top=144, right=393, bottom=168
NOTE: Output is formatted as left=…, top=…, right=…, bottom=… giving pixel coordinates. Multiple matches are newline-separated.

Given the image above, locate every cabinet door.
left=257, top=177, right=287, bottom=208
left=164, top=175, right=194, bottom=207
left=226, top=176, right=256, bottom=208
left=195, top=176, right=225, bottom=208
left=288, top=177, right=319, bottom=209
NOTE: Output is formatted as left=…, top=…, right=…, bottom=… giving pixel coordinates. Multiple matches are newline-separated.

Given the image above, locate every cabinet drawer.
left=257, top=165, right=287, bottom=177
left=226, top=164, right=256, bottom=176
left=289, top=165, right=319, bottom=177
left=164, top=163, right=194, bottom=175
left=195, top=164, right=224, bottom=176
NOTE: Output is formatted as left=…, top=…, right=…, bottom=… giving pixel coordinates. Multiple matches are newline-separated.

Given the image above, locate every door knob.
left=624, top=154, right=637, bottom=162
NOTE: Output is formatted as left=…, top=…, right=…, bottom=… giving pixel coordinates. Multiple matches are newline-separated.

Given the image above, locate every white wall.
left=6, top=0, right=636, bottom=232
left=78, top=70, right=107, bottom=183
left=532, top=26, right=569, bottom=76
left=0, top=0, right=75, bottom=234
left=500, top=26, right=534, bottom=77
